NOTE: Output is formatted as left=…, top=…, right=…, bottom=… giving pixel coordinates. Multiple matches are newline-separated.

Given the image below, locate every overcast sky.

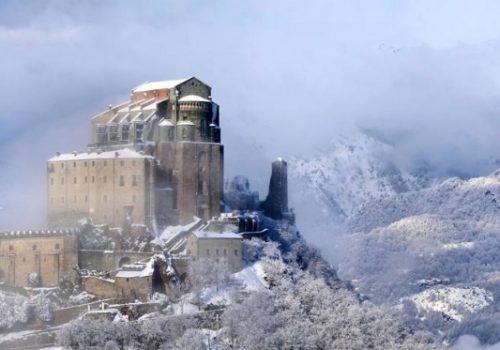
left=2, top=0, right=500, bottom=229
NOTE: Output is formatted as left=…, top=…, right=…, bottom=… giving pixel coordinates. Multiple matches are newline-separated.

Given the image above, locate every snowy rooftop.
left=133, top=79, right=189, bottom=93
left=115, top=261, right=154, bottom=278
left=178, top=95, right=211, bottom=103
left=193, top=231, right=242, bottom=239
left=158, top=119, right=174, bottom=126
left=49, top=148, right=153, bottom=161
left=0, top=228, right=78, bottom=237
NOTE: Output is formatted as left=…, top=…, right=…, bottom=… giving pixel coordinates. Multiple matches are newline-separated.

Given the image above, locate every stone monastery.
left=0, top=77, right=291, bottom=298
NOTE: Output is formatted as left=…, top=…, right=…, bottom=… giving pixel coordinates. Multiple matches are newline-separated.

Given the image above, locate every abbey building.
left=47, top=77, right=223, bottom=229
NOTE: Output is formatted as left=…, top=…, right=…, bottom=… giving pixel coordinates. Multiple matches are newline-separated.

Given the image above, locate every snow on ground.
left=442, top=242, right=475, bottom=250
left=68, top=291, right=96, bottom=305
left=201, top=262, right=268, bottom=305
left=410, top=286, right=493, bottom=322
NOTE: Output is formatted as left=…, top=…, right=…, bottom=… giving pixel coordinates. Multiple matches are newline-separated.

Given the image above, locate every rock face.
left=224, top=175, right=259, bottom=211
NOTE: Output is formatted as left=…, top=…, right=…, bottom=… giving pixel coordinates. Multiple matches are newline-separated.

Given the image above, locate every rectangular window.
left=132, top=175, right=137, bottom=186
left=92, top=161, right=95, bottom=167
left=84, top=161, right=88, bottom=167
left=216, top=249, right=219, bottom=256
left=206, top=249, right=210, bottom=256
left=104, top=160, right=107, bottom=166
left=103, top=194, right=107, bottom=203
left=132, top=160, right=136, bottom=167
left=73, top=177, right=77, bottom=184
left=85, top=195, right=88, bottom=202
left=234, top=249, right=238, bottom=256
left=104, top=176, right=107, bottom=184
left=120, top=175, right=124, bottom=186
left=85, top=176, right=88, bottom=183
left=224, top=249, right=227, bottom=256
left=92, top=176, right=95, bottom=183
left=120, top=160, right=124, bottom=166
left=73, top=162, right=76, bottom=168
left=50, top=178, right=54, bottom=185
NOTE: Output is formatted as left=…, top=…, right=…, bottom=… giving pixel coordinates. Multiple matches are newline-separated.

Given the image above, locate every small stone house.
left=186, top=231, right=243, bottom=273
left=115, top=262, right=154, bottom=301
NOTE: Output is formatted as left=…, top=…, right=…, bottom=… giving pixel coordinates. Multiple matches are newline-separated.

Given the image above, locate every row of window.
left=4, top=243, right=60, bottom=251
left=205, top=248, right=238, bottom=257
left=50, top=175, right=139, bottom=186
left=58, top=160, right=138, bottom=169
left=50, top=194, right=137, bottom=204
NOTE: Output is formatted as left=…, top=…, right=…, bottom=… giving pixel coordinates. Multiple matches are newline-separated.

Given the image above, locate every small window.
left=119, top=175, right=124, bottom=186
left=206, top=249, right=210, bottom=256
left=187, top=249, right=191, bottom=255
left=84, top=161, right=88, bottom=167
left=120, top=160, right=124, bottom=166
left=92, top=176, right=95, bottom=183
left=55, top=244, right=60, bottom=250
left=126, top=278, right=129, bottom=282
left=85, top=176, right=88, bottom=183
left=104, top=176, right=107, bottom=184
left=9, top=245, right=13, bottom=251
left=85, top=195, right=88, bottom=202
left=234, top=249, right=238, bottom=256
left=22, top=257, right=26, bottom=262
left=104, top=160, right=107, bottom=166
left=224, top=249, right=227, bottom=256
left=73, top=177, right=77, bottom=184
left=61, top=163, right=64, bottom=168
left=132, top=175, right=137, bottom=186
left=32, top=244, right=37, bottom=250
left=216, top=249, right=219, bottom=256
left=92, top=161, right=95, bottom=167
left=50, top=178, right=54, bottom=185
left=132, top=160, right=136, bottom=167
left=73, top=162, right=76, bottom=168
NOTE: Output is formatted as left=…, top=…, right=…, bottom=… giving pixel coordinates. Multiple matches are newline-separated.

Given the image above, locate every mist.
left=2, top=0, right=500, bottom=230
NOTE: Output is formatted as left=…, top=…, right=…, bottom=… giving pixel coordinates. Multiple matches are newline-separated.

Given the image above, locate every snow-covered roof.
left=193, top=231, right=242, bottom=239
left=178, top=95, right=211, bottom=103
left=115, top=261, right=154, bottom=278
left=48, top=148, right=153, bottom=161
left=133, top=79, right=189, bottom=93
left=177, top=121, right=195, bottom=126
left=158, top=119, right=174, bottom=127
left=0, top=228, right=78, bottom=237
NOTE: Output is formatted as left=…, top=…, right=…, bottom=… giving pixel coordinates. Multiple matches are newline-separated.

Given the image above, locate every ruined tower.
left=263, top=158, right=288, bottom=220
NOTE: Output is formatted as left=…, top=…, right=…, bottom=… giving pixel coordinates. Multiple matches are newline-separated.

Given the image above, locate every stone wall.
left=0, top=231, right=78, bottom=287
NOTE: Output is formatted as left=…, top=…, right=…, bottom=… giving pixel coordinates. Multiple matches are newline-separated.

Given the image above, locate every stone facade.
left=48, top=77, right=223, bottom=230
left=186, top=231, right=242, bottom=273
left=0, top=230, right=78, bottom=287
left=47, top=149, right=155, bottom=228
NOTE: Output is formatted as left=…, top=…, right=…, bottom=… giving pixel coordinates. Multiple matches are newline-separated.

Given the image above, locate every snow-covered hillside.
left=289, top=132, right=428, bottom=225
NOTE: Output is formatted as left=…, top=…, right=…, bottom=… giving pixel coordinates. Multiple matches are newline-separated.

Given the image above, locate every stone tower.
left=264, top=158, right=288, bottom=220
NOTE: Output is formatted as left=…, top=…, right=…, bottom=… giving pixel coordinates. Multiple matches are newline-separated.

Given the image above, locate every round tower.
left=178, top=95, right=212, bottom=141
left=176, top=121, right=195, bottom=142
left=158, top=119, right=175, bottom=142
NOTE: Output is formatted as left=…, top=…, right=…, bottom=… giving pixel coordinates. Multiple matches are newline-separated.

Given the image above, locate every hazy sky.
left=2, top=0, right=500, bottom=229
